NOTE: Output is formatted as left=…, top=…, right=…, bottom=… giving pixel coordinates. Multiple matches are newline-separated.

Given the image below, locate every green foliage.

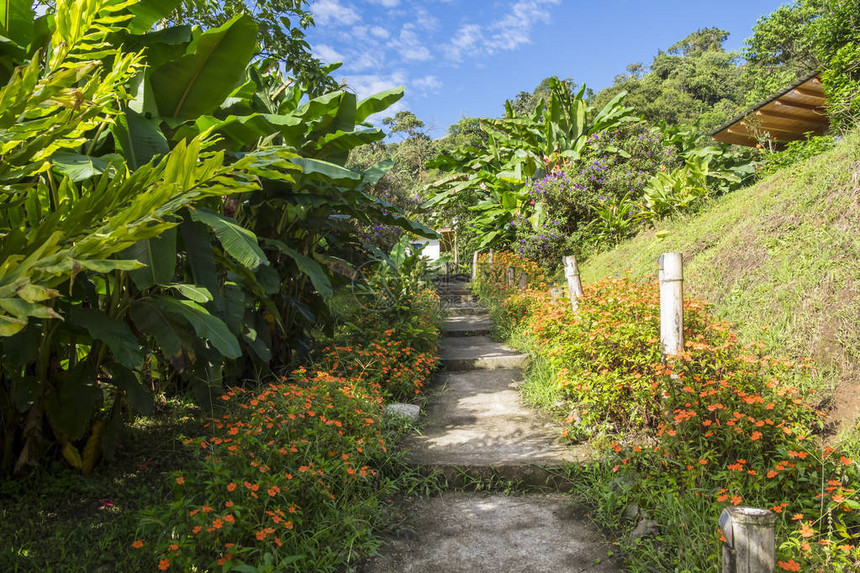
left=510, top=123, right=679, bottom=266
left=426, top=77, right=636, bottom=251
left=758, top=135, right=836, bottom=176
left=482, top=264, right=860, bottom=571
left=0, top=0, right=433, bottom=476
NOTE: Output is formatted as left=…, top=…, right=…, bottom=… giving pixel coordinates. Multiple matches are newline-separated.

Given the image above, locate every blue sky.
left=306, top=0, right=788, bottom=137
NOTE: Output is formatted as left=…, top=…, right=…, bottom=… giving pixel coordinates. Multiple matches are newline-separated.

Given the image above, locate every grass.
left=0, top=398, right=205, bottom=572
left=581, top=128, right=860, bottom=435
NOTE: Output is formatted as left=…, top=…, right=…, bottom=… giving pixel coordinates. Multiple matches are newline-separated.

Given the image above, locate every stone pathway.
left=363, top=277, right=620, bottom=572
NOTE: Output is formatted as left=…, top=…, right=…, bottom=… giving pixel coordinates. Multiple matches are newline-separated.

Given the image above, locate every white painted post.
left=563, top=255, right=584, bottom=311
left=519, top=272, right=528, bottom=291
left=719, top=507, right=776, bottom=573
left=658, top=253, right=684, bottom=356
left=471, top=251, right=479, bottom=283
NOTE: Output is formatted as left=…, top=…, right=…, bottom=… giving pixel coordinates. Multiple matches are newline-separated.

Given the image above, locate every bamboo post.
left=471, top=251, right=479, bottom=284
left=519, top=272, right=528, bottom=291
left=563, top=255, right=584, bottom=311
left=719, top=507, right=776, bottom=573
left=507, top=266, right=516, bottom=286
left=658, top=253, right=684, bottom=356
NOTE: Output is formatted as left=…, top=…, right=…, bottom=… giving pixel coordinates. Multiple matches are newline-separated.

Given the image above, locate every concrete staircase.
left=362, top=278, right=618, bottom=573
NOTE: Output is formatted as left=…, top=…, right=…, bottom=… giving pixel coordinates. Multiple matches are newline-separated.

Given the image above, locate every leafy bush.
left=759, top=135, right=836, bottom=177
left=480, top=262, right=860, bottom=571
left=511, top=123, right=679, bottom=267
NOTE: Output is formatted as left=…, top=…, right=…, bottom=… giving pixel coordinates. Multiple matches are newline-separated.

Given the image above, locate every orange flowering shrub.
left=135, top=290, right=440, bottom=570
left=487, top=272, right=860, bottom=570
left=473, top=251, right=549, bottom=300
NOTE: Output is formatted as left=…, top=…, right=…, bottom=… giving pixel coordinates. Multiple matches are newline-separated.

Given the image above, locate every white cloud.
left=370, top=25, right=390, bottom=39
left=368, top=0, right=400, bottom=6
left=312, top=0, right=360, bottom=27
left=390, top=23, right=432, bottom=61
left=314, top=43, right=344, bottom=63
left=412, top=75, right=442, bottom=96
left=443, top=0, right=560, bottom=61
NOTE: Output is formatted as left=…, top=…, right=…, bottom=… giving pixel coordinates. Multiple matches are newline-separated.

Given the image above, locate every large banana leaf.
left=188, top=207, right=267, bottom=270
left=157, top=296, right=241, bottom=359
left=150, top=15, right=258, bottom=119
left=70, top=307, right=144, bottom=370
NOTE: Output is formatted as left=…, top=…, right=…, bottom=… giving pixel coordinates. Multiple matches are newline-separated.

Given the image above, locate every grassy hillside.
left=581, top=129, right=860, bottom=432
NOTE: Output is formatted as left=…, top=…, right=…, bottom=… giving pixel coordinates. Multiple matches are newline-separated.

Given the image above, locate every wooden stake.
left=507, top=266, right=515, bottom=286
left=658, top=253, right=684, bottom=356
left=519, top=272, right=528, bottom=291
left=471, top=251, right=479, bottom=283
left=719, top=507, right=776, bottom=573
left=563, top=255, right=584, bottom=311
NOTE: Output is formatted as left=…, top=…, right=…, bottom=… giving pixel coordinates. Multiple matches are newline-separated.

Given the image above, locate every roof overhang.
left=711, top=72, right=829, bottom=147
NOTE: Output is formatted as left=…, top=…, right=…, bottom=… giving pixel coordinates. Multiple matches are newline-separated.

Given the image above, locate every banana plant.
left=425, top=77, right=637, bottom=250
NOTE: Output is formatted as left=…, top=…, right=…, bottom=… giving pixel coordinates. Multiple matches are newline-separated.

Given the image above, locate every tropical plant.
left=425, top=77, right=637, bottom=250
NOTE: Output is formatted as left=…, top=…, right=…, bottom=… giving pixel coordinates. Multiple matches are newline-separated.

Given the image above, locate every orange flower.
left=791, top=513, right=804, bottom=521
left=158, top=559, right=171, bottom=570
left=840, top=456, right=853, bottom=466
left=132, top=539, right=144, bottom=549
left=175, top=476, right=185, bottom=485
left=226, top=482, right=237, bottom=492
left=799, top=522, right=815, bottom=538
left=777, top=560, right=800, bottom=571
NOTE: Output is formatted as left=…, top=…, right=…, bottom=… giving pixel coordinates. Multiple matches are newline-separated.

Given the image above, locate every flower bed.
left=134, top=289, right=440, bottom=571
left=481, top=253, right=860, bottom=571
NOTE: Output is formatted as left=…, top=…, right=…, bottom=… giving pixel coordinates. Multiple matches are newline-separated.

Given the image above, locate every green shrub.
left=481, top=262, right=860, bottom=571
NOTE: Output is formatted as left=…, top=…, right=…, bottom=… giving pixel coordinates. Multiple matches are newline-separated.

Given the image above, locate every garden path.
left=363, top=278, right=619, bottom=572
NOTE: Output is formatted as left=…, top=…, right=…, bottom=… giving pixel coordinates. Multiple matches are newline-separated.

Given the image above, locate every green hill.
left=581, top=129, right=860, bottom=434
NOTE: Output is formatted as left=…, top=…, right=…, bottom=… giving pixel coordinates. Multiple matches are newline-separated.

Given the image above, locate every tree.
left=382, top=111, right=426, bottom=139
left=168, top=0, right=338, bottom=95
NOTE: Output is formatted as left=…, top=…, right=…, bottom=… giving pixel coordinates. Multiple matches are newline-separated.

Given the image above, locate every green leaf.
left=261, top=240, right=332, bottom=297
left=12, top=376, right=40, bottom=412
left=44, top=362, right=100, bottom=441
left=105, top=362, right=153, bottom=415
left=355, top=87, right=404, bottom=123
left=360, top=159, right=394, bottom=188
left=150, top=15, right=258, bottom=119
left=50, top=153, right=124, bottom=182
left=130, top=300, right=189, bottom=362
left=157, top=296, right=241, bottom=359
left=70, top=307, right=144, bottom=370
left=127, top=0, right=183, bottom=34
left=0, top=315, right=27, bottom=337
left=126, top=228, right=177, bottom=290
left=188, top=207, right=267, bottom=270
left=288, top=157, right=362, bottom=187
left=167, top=283, right=213, bottom=303
left=0, top=0, right=34, bottom=49
left=112, top=109, right=169, bottom=170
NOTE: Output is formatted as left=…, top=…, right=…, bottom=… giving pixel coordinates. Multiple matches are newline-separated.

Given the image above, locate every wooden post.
left=507, top=266, right=515, bottom=286
left=658, top=253, right=684, bottom=356
left=563, top=255, right=584, bottom=311
left=719, top=507, right=776, bottom=573
left=488, top=249, right=494, bottom=268
left=519, top=272, right=528, bottom=291
left=471, top=251, right=479, bottom=284
left=550, top=287, right=561, bottom=302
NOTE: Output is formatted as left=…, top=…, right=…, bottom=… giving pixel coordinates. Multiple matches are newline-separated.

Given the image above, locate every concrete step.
left=440, top=337, right=527, bottom=371
left=441, top=293, right=476, bottom=304
left=444, top=303, right=488, bottom=317
left=361, top=492, right=619, bottom=573
left=442, top=315, right=494, bottom=337
left=406, top=369, right=575, bottom=469
left=438, top=286, right=473, bottom=296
